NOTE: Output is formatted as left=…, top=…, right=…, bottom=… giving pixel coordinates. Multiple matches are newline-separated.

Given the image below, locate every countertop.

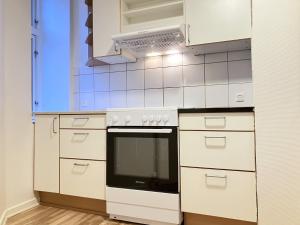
left=34, top=110, right=107, bottom=115
left=34, top=107, right=254, bottom=115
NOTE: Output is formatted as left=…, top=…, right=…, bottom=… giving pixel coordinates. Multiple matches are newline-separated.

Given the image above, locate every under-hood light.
left=146, top=52, right=162, bottom=57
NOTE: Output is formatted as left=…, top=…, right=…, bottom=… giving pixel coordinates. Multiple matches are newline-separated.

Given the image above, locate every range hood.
left=112, top=25, right=186, bottom=57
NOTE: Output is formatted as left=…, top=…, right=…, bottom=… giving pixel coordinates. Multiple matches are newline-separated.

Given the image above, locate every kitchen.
left=0, top=0, right=299, bottom=225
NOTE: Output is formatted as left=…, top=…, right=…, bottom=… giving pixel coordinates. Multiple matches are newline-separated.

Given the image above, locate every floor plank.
left=6, top=206, right=136, bottom=225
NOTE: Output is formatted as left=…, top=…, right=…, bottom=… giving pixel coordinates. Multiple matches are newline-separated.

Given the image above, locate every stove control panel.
left=106, top=108, right=178, bottom=127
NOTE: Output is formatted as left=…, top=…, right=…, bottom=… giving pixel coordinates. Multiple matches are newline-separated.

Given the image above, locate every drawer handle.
left=72, top=132, right=89, bottom=142
left=205, top=136, right=227, bottom=148
left=73, top=132, right=89, bottom=136
left=74, top=163, right=90, bottom=167
left=205, top=174, right=227, bottom=179
left=72, top=117, right=90, bottom=126
left=205, top=174, right=227, bottom=188
left=204, top=116, right=226, bottom=128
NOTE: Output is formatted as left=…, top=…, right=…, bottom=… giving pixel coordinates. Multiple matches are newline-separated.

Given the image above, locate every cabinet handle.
left=73, top=132, right=89, bottom=136
left=52, top=117, right=58, bottom=134
left=187, top=24, right=191, bottom=45
left=205, top=174, right=227, bottom=187
left=74, top=163, right=90, bottom=167
left=73, top=117, right=90, bottom=121
left=204, top=116, right=226, bottom=128
left=205, top=136, right=227, bottom=147
left=205, top=174, right=227, bottom=179
left=72, top=117, right=89, bottom=126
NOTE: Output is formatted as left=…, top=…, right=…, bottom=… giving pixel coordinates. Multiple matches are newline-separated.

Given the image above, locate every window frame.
left=31, top=0, right=40, bottom=113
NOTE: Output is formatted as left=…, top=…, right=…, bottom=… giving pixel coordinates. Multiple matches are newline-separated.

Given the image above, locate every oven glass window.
left=114, top=136, right=169, bottom=180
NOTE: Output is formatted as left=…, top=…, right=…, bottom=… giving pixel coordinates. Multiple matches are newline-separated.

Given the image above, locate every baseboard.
left=0, top=198, right=39, bottom=225
left=184, top=213, right=257, bottom=225
left=39, top=192, right=107, bottom=217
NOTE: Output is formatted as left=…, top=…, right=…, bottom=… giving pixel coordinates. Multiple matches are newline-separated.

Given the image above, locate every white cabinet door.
left=60, top=159, right=106, bottom=200
left=181, top=167, right=257, bottom=222
left=60, top=129, right=106, bottom=160
left=93, top=0, right=120, bottom=58
left=185, top=0, right=252, bottom=46
left=34, top=115, right=59, bottom=193
left=180, top=131, right=256, bottom=171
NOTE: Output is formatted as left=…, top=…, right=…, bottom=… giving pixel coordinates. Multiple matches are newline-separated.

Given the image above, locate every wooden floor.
left=6, top=206, right=136, bottom=225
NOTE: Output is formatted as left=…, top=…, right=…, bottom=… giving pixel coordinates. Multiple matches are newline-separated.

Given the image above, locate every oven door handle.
left=107, top=128, right=173, bottom=134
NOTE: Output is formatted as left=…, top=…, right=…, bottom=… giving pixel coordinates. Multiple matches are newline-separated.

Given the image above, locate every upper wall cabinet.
left=185, top=0, right=252, bottom=46
left=93, top=0, right=136, bottom=64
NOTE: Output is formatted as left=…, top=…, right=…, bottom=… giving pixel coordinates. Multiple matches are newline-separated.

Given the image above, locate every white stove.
left=106, top=108, right=182, bottom=225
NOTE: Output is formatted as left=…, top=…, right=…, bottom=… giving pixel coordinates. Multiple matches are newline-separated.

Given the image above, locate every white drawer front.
left=60, top=115, right=106, bottom=129
left=181, top=167, right=257, bottom=222
left=60, top=159, right=106, bottom=200
left=179, top=113, right=254, bottom=131
left=60, top=129, right=106, bottom=160
left=180, top=131, right=255, bottom=171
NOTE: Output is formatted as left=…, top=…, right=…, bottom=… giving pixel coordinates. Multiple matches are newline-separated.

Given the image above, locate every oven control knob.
left=142, top=115, right=148, bottom=123
left=149, top=115, right=154, bottom=123
left=155, top=115, right=161, bottom=124
left=112, top=115, right=119, bottom=124
left=163, top=115, right=169, bottom=124
left=125, top=115, right=131, bottom=124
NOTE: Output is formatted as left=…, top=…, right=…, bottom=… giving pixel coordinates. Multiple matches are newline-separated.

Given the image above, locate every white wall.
left=0, top=0, right=6, bottom=216
left=252, top=1, right=300, bottom=225
left=2, top=0, right=35, bottom=210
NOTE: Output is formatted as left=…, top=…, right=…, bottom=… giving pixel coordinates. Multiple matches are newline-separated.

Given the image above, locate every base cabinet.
left=60, top=159, right=106, bottom=200
left=179, top=112, right=257, bottom=223
left=34, top=114, right=106, bottom=201
left=181, top=167, right=257, bottom=222
left=34, top=115, right=59, bottom=193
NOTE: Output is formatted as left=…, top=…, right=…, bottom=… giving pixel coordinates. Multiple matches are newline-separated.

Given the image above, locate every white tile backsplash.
left=205, top=62, right=228, bottom=85
left=228, top=50, right=251, bottom=61
left=145, top=68, right=163, bottom=89
left=145, top=89, right=163, bottom=107
left=94, top=65, right=109, bottom=74
left=163, top=66, right=183, bottom=87
left=110, top=72, right=126, bottom=91
left=127, top=90, right=145, bottom=108
left=110, top=63, right=126, bottom=72
left=80, top=92, right=94, bottom=110
left=164, top=88, right=183, bottom=108
left=127, top=70, right=144, bottom=90
left=145, top=56, right=163, bottom=69
left=110, top=91, right=127, bottom=108
left=184, top=86, right=205, bottom=108
left=79, top=66, right=93, bottom=75
left=163, top=53, right=183, bottom=67
left=94, top=92, right=110, bottom=109
left=79, top=75, right=94, bottom=92
left=75, top=50, right=253, bottom=110
left=183, top=52, right=205, bottom=65
left=183, top=64, right=205, bottom=86
left=94, top=73, right=109, bottom=91
left=228, top=60, right=252, bottom=83
left=205, top=52, right=227, bottom=63
left=229, top=83, right=253, bottom=107
left=127, top=58, right=145, bottom=71
left=206, top=85, right=229, bottom=108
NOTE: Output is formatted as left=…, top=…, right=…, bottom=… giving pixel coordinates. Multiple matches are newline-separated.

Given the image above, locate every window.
left=31, top=0, right=40, bottom=112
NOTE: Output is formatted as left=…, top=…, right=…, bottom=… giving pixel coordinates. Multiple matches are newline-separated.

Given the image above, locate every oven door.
left=107, top=127, right=178, bottom=194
